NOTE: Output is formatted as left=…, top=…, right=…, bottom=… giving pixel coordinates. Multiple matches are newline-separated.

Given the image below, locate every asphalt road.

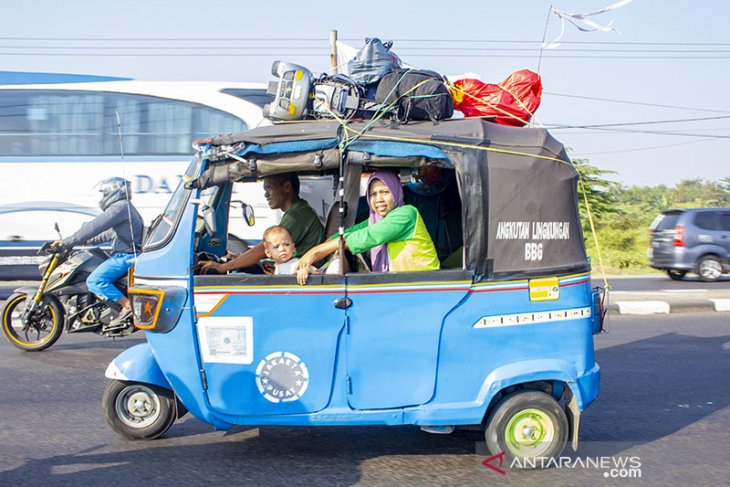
left=0, top=311, right=728, bottom=486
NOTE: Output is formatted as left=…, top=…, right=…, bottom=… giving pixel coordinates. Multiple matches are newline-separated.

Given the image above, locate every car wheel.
left=485, top=391, right=568, bottom=468
left=667, top=269, right=687, bottom=280
left=697, top=256, right=723, bottom=282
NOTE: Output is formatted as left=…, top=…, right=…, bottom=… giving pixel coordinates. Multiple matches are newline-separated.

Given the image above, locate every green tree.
left=666, top=178, right=730, bottom=208
left=570, top=157, right=620, bottom=229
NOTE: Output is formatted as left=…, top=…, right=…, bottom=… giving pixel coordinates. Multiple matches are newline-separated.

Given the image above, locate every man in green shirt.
left=200, top=173, right=324, bottom=274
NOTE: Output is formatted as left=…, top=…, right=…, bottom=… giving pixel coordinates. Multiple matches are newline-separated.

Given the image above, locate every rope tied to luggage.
left=319, top=71, right=434, bottom=152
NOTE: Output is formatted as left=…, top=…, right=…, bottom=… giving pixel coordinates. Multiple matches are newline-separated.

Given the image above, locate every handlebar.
left=39, top=241, right=70, bottom=256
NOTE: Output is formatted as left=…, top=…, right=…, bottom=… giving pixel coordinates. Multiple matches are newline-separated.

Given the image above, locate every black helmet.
left=96, top=177, right=131, bottom=211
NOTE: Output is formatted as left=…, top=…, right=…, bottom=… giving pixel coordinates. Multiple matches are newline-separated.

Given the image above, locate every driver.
left=52, top=177, right=144, bottom=326
left=200, top=172, right=324, bottom=274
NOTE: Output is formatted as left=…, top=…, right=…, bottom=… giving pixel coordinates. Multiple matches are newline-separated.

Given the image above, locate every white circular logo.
left=255, top=351, right=309, bottom=403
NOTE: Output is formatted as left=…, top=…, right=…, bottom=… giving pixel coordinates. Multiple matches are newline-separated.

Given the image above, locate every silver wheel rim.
left=115, top=384, right=161, bottom=429
left=699, top=259, right=722, bottom=280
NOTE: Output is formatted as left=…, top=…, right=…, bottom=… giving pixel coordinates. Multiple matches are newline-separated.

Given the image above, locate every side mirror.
left=231, top=200, right=255, bottom=227
left=242, top=203, right=255, bottom=227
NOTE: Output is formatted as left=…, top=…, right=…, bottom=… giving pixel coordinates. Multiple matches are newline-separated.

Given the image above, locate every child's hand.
left=296, top=265, right=311, bottom=285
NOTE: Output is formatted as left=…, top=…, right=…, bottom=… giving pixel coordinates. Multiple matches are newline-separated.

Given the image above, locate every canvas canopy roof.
left=191, top=118, right=589, bottom=280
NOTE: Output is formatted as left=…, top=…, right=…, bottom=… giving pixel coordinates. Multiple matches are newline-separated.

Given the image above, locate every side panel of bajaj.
left=193, top=272, right=346, bottom=416
left=344, top=271, right=471, bottom=410
left=415, top=274, right=598, bottom=423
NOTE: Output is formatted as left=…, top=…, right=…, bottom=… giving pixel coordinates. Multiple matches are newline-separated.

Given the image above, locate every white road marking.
left=615, top=301, right=670, bottom=315
left=710, top=299, right=730, bottom=311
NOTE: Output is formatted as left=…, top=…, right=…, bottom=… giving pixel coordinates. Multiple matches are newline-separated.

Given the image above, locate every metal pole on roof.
left=329, top=30, right=338, bottom=74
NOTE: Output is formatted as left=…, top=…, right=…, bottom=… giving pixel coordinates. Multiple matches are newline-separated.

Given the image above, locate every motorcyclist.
left=51, top=177, right=144, bottom=326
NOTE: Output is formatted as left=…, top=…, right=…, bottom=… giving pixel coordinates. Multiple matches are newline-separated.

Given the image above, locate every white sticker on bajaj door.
left=197, top=316, right=253, bottom=364
left=474, top=307, right=591, bottom=328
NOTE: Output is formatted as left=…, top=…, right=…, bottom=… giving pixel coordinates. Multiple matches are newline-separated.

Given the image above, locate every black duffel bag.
left=374, top=69, right=454, bottom=122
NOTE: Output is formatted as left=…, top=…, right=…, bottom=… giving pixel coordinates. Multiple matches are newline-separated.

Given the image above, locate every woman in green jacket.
left=295, top=170, right=439, bottom=285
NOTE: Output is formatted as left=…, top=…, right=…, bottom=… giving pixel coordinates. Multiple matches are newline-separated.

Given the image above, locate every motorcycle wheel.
left=102, top=380, right=177, bottom=440
left=2, top=293, right=64, bottom=351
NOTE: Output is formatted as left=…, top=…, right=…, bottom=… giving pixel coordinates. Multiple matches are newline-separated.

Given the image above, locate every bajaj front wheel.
left=2, top=293, right=64, bottom=351
left=103, top=380, right=177, bottom=440
left=485, top=391, right=568, bottom=469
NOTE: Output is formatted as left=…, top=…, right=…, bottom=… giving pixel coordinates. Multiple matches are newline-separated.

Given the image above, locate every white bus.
left=0, top=72, right=272, bottom=279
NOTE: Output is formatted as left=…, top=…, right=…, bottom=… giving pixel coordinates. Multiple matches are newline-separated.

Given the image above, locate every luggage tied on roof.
left=261, top=38, right=544, bottom=131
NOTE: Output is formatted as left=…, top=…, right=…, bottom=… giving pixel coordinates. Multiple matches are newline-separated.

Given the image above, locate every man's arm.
left=200, top=241, right=267, bottom=274
left=86, top=229, right=115, bottom=246
left=61, top=206, right=126, bottom=248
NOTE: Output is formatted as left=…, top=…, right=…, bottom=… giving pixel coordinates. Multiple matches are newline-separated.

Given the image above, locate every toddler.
left=263, top=225, right=318, bottom=275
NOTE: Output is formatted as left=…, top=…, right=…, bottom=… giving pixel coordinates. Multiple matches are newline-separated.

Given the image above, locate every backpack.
left=374, top=69, right=454, bottom=122
left=312, top=74, right=364, bottom=120
left=312, top=74, right=397, bottom=121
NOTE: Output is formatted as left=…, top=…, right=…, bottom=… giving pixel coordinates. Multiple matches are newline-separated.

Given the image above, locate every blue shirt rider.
left=52, top=177, right=144, bottom=326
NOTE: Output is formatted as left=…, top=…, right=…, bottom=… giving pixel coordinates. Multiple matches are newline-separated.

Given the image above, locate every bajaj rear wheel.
left=485, top=391, right=568, bottom=469
left=103, top=380, right=177, bottom=440
left=2, top=293, right=64, bottom=351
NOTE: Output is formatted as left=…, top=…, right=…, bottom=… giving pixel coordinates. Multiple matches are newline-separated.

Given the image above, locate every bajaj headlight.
left=128, top=286, right=187, bottom=333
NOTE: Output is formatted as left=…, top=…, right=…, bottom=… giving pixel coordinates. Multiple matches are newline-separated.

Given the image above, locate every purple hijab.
left=367, top=170, right=404, bottom=272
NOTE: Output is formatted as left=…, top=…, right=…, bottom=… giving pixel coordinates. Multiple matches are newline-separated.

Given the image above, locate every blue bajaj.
left=102, top=118, right=604, bottom=465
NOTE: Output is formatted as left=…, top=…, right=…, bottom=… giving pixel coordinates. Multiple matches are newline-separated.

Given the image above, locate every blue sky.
left=3, top=0, right=729, bottom=187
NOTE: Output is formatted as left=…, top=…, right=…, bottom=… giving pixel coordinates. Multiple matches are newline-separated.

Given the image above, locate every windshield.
left=651, top=211, right=682, bottom=231
left=145, top=156, right=204, bottom=249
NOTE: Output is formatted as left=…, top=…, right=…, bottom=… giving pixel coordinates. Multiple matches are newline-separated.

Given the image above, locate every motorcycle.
left=2, top=227, right=136, bottom=351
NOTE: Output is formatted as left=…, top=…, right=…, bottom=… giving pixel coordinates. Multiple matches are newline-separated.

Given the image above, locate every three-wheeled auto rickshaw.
left=103, top=117, right=604, bottom=465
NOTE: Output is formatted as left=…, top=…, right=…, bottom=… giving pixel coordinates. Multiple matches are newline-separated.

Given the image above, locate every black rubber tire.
left=102, top=380, right=177, bottom=440
left=697, top=256, right=723, bottom=282
left=667, top=269, right=687, bottom=281
left=485, top=391, right=568, bottom=468
left=2, top=293, right=64, bottom=351
left=176, top=399, right=189, bottom=419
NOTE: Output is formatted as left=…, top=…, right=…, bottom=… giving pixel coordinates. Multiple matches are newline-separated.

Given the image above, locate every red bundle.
left=452, top=70, right=543, bottom=126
